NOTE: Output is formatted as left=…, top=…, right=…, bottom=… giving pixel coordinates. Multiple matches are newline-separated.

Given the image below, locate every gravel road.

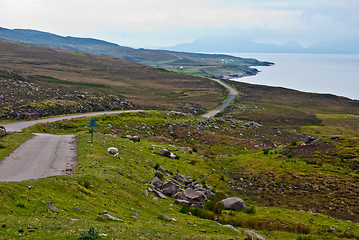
left=0, top=134, right=76, bottom=182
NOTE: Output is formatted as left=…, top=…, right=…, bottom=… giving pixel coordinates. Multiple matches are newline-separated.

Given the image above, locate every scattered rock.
left=102, top=212, right=123, bottom=222
left=45, top=201, right=59, bottom=210
left=161, top=182, right=179, bottom=196
left=106, top=178, right=112, bottom=184
left=159, top=149, right=171, bottom=158
left=183, top=188, right=207, bottom=202
left=71, top=207, right=84, bottom=212
left=151, top=176, right=163, bottom=189
left=331, top=135, right=340, bottom=140
left=2, top=224, right=6, bottom=228
left=153, top=189, right=167, bottom=199
left=174, top=199, right=192, bottom=206
left=304, top=136, right=319, bottom=145
left=107, top=147, right=118, bottom=155
left=174, top=192, right=188, bottom=200
left=159, top=214, right=176, bottom=222
left=244, top=230, right=266, bottom=240
left=219, top=197, right=247, bottom=210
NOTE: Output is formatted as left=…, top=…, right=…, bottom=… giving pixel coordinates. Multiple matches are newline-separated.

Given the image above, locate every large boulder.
left=161, top=182, right=179, bottom=197
left=219, top=197, right=247, bottom=210
left=183, top=188, right=207, bottom=202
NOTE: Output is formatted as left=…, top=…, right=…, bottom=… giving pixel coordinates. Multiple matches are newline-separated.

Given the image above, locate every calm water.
left=229, top=53, right=359, bottom=100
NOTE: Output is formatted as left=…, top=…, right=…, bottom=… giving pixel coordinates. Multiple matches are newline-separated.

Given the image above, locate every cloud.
left=0, top=0, right=358, bottom=47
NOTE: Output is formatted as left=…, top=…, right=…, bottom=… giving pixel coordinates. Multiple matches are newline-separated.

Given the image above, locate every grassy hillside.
left=0, top=111, right=358, bottom=239
left=0, top=40, right=227, bottom=118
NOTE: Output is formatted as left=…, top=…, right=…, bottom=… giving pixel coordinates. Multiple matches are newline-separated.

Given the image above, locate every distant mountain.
left=0, top=27, right=268, bottom=64
left=167, top=35, right=359, bottom=54
left=0, top=27, right=272, bottom=79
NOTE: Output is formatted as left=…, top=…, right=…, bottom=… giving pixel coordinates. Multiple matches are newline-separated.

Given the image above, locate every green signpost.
left=88, top=117, right=98, bottom=143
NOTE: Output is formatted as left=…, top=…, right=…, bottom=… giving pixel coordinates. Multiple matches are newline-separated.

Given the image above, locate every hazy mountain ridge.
left=167, top=35, right=359, bottom=54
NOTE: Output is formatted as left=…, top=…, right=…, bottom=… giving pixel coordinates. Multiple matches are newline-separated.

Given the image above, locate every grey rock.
left=219, top=197, right=247, bottom=210
left=183, top=188, right=207, bottom=202
left=159, top=214, right=176, bottom=222
left=153, top=189, right=167, bottom=199
left=244, top=230, right=267, bottom=240
left=175, top=199, right=192, bottom=206
left=161, top=182, right=179, bottom=196
left=203, top=190, right=215, bottom=200
left=45, top=201, right=59, bottom=210
left=159, top=149, right=171, bottom=158
left=151, top=176, right=163, bottom=189
left=174, top=192, right=188, bottom=200
left=103, top=213, right=123, bottom=222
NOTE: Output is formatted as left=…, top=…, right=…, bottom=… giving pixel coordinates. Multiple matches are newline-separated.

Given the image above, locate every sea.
left=228, top=53, right=359, bottom=100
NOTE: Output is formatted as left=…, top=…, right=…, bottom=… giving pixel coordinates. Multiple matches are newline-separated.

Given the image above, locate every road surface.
left=0, top=110, right=142, bottom=182
left=202, top=79, right=238, bottom=118
left=0, top=134, right=76, bottom=182
left=1, top=110, right=143, bottom=133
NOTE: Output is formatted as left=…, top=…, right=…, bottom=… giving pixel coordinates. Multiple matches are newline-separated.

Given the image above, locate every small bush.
left=154, top=163, right=160, bottom=170
left=78, top=227, right=99, bottom=239
left=291, top=141, right=297, bottom=146
left=263, top=149, right=270, bottom=155
left=83, top=180, right=90, bottom=189
left=245, top=205, right=256, bottom=214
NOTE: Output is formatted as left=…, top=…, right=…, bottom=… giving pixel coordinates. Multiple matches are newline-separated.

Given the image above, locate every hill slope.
left=0, top=27, right=272, bottom=78
left=0, top=39, right=227, bottom=118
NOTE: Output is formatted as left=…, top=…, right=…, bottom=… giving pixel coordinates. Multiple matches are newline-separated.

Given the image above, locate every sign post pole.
left=88, top=117, right=98, bottom=143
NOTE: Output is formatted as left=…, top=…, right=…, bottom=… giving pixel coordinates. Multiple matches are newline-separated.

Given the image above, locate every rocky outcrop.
left=219, top=197, right=247, bottom=210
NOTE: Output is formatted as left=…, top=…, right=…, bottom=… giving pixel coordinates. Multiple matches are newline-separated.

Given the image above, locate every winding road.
left=202, top=79, right=238, bottom=118
left=0, top=79, right=236, bottom=182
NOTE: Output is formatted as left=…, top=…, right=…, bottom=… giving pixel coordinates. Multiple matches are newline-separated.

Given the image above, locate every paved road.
left=202, top=79, right=238, bottom=118
left=0, top=110, right=142, bottom=182
left=2, top=110, right=143, bottom=133
left=0, top=134, right=76, bottom=182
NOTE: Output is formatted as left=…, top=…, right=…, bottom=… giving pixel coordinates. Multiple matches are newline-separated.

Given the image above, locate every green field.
left=0, top=111, right=358, bottom=239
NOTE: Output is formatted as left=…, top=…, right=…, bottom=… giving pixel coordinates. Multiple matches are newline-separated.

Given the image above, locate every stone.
left=331, top=135, right=340, bottom=140
left=103, top=213, right=123, bottom=222
left=174, top=192, right=188, bottom=200
left=107, top=147, right=118, bottom=155
left=219, top=197, right=247, bottom=210
left=151, top=176, right=163, bottom=189
left=304, top=136, right=317, bottom=145
left=183, top=188, right=207, bottom=202
left=203, top=190, right=215, bottom=200
left=45, top=201, right=59, bottom=210
left=106, top=178, right=112, bottom=183
left=157, top=166, right=166, bottom=173
left=244, top=230, right=266, bottom=240
left=175, top=199, right=192, bottom=206
left=159, top=149, right=171, bottom=158
left=184, top=176, right=193, bottom=185
left=159, top=214, right=173, bottom=221
left=161, top=182, right=179, bottom=196
left=154, top=171, right=164, bottom=181
left=153, top=189, right=167, bottom=199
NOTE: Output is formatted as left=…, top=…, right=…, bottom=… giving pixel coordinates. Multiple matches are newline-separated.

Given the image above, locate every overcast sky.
left=1, top=0, right=358, bottom=48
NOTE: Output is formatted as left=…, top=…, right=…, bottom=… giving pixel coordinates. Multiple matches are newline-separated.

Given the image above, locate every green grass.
left=1, top=111, right=358, bottom=239
left=0, top=132, right=34, bottom=161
